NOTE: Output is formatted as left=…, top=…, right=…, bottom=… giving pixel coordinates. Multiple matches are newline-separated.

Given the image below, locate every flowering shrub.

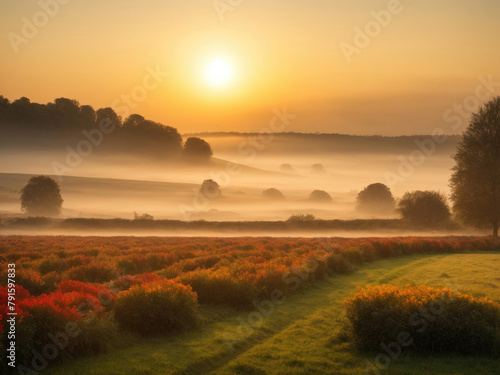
left=16, top=268, right=46, bottom=295
left=65, top=260, right=116, bottom=283
left=42, top=271, right=62, bottom=293
left=10, top=292, right=81, bottom=363
left=58, top=280, right=116, bottom=311
left=1, top=286, right=116, bottom=365
left=39, top=255, right=69, bottom=274
left=179, top=269, right=257, bottom=309
left=0, top=285, right=31, bottom=367
left=113, top=273, right=162, bottom=291
left=326, top=254, right=353, bottom=274
left=245, top=263, right=289, bottom=295
left=344, top=285, right=500, bottom=355
left=114, top=279, right=198, bottom=335
left=0, top=285, right=30, bottom=332
left=58, top=280, right=102, bottom=295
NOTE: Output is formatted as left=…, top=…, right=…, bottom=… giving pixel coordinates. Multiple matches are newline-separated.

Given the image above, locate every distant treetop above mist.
left=0, top=95, right=211, bottom=162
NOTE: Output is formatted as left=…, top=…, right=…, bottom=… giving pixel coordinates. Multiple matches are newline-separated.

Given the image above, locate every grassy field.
left=45, top=252, right=500, bottom=375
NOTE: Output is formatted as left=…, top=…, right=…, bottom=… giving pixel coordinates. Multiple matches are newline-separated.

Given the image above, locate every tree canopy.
left=0, top=95, right=204, bottom=160
left=356, top=183, right=395, bottom=215
left=182, top=137, right=213, bottom=162
left=310, top=163, right=326, bottom=174
left=309, top=190, right=332, bottom=202
left=262, top=188, right=285, bottom=200
left=450, top=96, right=500, bottom=237
left=20, top=176, right=63, bottom=216
left=200, top=179, right=221, bottom=198
left=397, top=190, right=450, bottom=227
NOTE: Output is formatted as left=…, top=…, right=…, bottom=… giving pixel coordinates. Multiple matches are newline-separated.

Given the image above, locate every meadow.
left=1, top=236, right=499, bottom=374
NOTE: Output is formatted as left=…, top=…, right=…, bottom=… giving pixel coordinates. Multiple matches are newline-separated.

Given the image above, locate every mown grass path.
left=45, top=252, right=500, bottom=375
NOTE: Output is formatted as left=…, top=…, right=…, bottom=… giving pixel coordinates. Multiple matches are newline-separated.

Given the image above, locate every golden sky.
left=1, top=0, right=499, bottom=135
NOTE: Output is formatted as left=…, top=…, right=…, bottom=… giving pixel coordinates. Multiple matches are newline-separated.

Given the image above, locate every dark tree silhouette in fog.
left=309, top=190, right=332, bottom=202
left=310, top=163, right=326, bottom=174
left=262, top=188, right=285, bottom=200
left=450, top=96, right=500, bottom=237
left=200, top=179, right=221, bottom=198
left=356, top=183, right=395, bottom=215
left=78, top=105, right=97, bottom=129
left=280, top=164, right=295, bottom=173
left=0, top=96, right=196, bottom=160
left=20, top=176, right=63, bottom=216
left=397, top=190, right=450, bottom=226
left=96, top=107, right=122, bottom=129
left=182, top=137, right=213, bottom=162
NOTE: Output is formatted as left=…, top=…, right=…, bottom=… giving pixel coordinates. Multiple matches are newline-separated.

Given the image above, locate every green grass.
left=45, top=252, right=500, bottom=375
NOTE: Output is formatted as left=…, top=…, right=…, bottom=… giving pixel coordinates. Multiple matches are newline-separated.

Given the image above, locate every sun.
left=205, top=59, right=234, bottom=88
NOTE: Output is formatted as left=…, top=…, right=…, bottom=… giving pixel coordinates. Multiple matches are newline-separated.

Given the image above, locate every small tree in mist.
left=356, top=183, right=395, bottom=215
left=450, top=97, right=500, bottom=237
left=182, top=137, right=213, bottom=162
left=309, top=190, right=332, bottom=202
left=280, top=164, right=295, bottom=173
left=397, top=190, right=451, bottom=227
left=20, top=175, right=63, bottom=216
left=310, top=163, right=326, bottom=174
left=200, top=179, right=221, bottom=199
left=262, top=188, right=285, bottom=200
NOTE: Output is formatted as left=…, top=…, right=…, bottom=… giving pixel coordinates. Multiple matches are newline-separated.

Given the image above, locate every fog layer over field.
left=0, top=133, right=460, bottom=221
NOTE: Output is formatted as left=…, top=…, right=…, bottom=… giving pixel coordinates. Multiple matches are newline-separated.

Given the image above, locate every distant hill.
left=183, top=132, right=461, bottom=155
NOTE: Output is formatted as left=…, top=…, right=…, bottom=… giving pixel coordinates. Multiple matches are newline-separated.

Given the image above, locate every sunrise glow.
left=204, top=59, right=234, bottom=88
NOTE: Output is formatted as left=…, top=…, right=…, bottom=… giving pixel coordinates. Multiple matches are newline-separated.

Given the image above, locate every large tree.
left=450, top=96, right=500, bottom=237
left=397, top=190, right=451, bottom=227
left=356, top=183, right=395, bottom=215
left=182, top=137, right=213, bottom=162
left=20, top=176, right=63, bottom=216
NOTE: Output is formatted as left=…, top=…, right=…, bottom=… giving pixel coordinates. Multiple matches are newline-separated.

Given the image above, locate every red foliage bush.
left=58, top=280, right=116, bottom=310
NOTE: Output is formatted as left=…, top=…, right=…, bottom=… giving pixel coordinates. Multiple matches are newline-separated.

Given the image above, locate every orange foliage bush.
left=344, top=285, right=500, bottom=355
left=113, top=273, right=162, bottom=291
left=179, top=268, right=257, bottom=309
left=114, top=279, right=198, bottom=335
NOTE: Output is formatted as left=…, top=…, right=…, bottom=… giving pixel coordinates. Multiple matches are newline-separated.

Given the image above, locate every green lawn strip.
left=215, top=252, right=500, bottom=375
left=44, top=252, right=500, bottom=375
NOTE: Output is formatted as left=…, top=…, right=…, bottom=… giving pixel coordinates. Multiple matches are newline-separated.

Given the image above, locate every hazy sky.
left=1, top=0, right=499, bottom=135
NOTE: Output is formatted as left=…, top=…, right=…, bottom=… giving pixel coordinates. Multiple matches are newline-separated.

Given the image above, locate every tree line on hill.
left=0, top=95, right=213, bottom=161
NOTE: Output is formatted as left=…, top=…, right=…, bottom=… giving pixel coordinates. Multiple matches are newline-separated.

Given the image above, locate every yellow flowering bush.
left=344, top=285, right=500, bottom=355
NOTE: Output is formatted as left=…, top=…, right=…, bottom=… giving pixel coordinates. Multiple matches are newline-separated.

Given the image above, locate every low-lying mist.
left=1, top=133, right=460, bottom=224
